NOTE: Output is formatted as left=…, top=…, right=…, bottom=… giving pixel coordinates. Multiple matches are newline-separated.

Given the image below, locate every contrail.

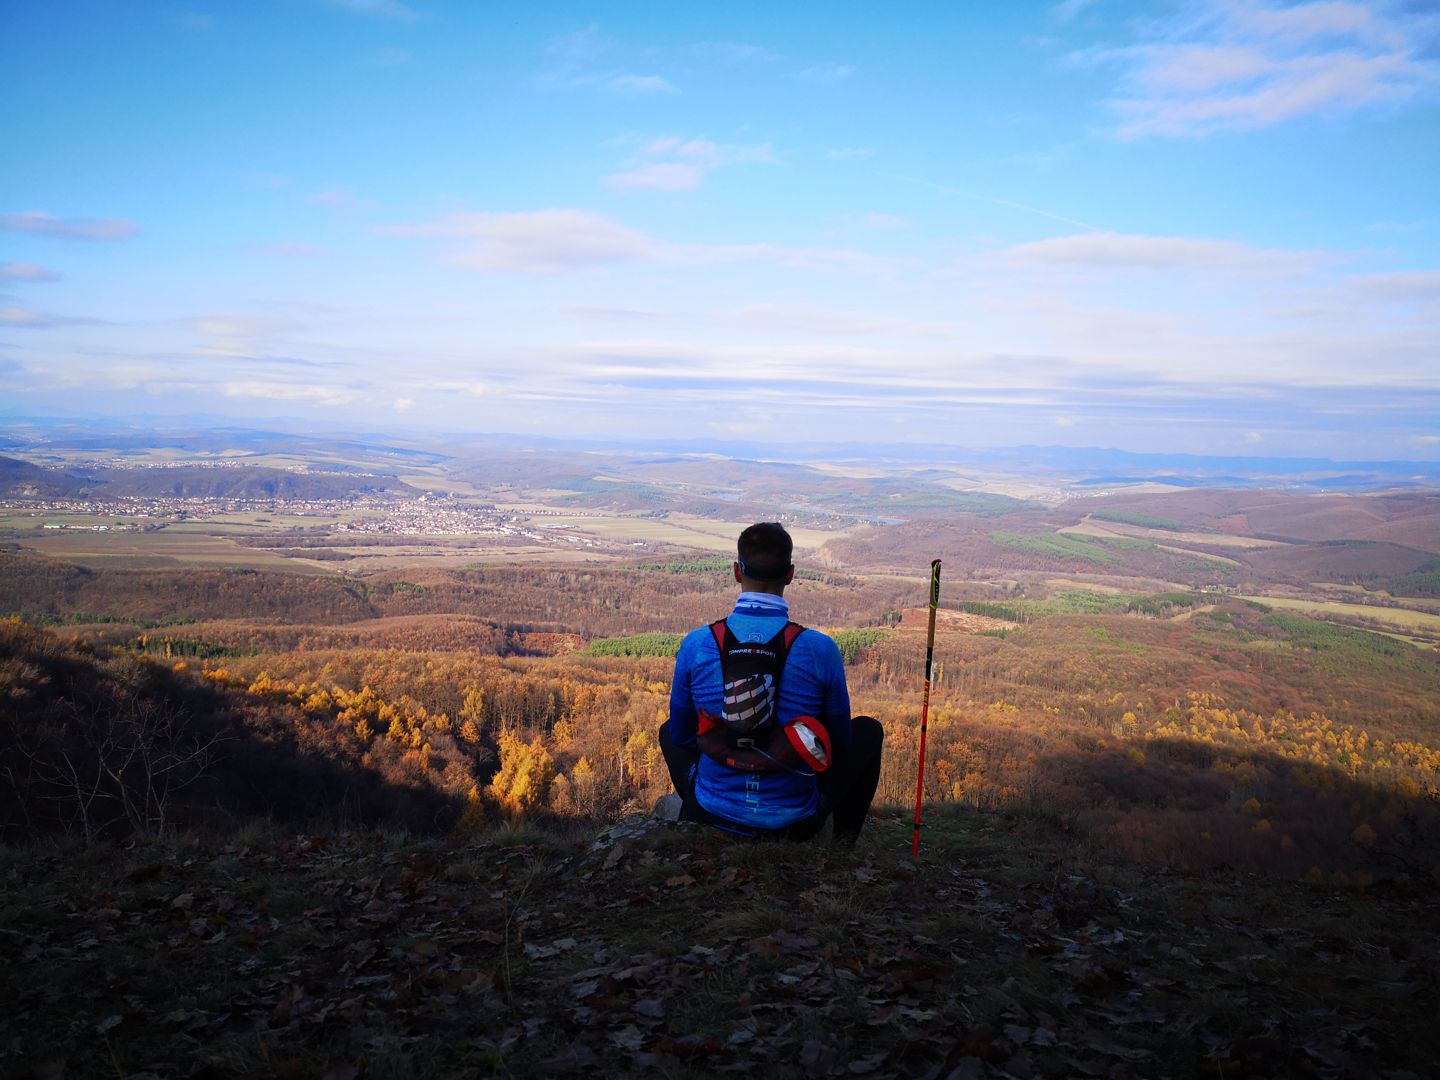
left=886, top=173, right=1106, bottom=233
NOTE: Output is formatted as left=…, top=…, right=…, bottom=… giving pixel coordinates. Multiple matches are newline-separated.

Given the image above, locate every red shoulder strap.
left=709, top=619, right=728, bottom=653
left=782, top=621, right=805, bottom=650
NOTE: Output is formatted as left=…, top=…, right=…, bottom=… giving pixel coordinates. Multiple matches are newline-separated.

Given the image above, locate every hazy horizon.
left=3, top=1, right=1438, bottom=459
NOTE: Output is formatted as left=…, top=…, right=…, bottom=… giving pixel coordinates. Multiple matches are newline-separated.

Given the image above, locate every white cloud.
left=1052, top=0, right=1097, bottom=23
left=605, top=162, right=708, bottom=191
left=255, top=242, right=332, bottom=257
left=670, top=242, right=898, bottom=274
left=607, top=74, right=677, bottom=94
left=393, top=397, right=416, bottom=411
left=384, top=208, right=902, bottom=275
left=225, top=381, right=356, bottom=405
left=0, top=306, right=49, bottom=326
left=425, top=380, right=494, bottom=396
left=0, top=307, right=99, bottom=328
left=738, top=304, right=953, bottom=339
left=1053, top=415, right=1078, bottom=427
left=323, top=0, right=416, bottom=21
left=1072, top=1, right=1440, bottom=137
left=309, top=190, right=375, bottom=210
left=533, top=25, right=624, bottom=92
left=0, top=262, right=61, bottom=282
left=1353, top=269, right=1440, bottom=301
left=1244, top=430, right=1264, bottom=443
left=568, top=306, right=667, bottom=322
left=1, top=211, right=138, bottom=240
left=240, top=172, right=293, bottom=190
left=797, top=63, right=855, bottom=83
left=686, top=42, right=779, bottom=65
left=1367, top=219, right=1429, bottom=234
left=1005, top=231, right=1320, bottom=273
left=603, top=137, right=774, bottom=192
left=191, top=314, right=300, bottom=357
left=1232, top=2, right=1396, bottom=45
left=382, top=209, right=654, bottom=273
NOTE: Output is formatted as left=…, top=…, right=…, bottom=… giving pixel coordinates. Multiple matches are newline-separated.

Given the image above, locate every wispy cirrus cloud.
left=191, top=314, right=301, bottom=358
left=607, top=74, right=677, bottom=95
left=0, top=262, right=61, bottom=282
left=1070, top=1, right=1440, bottom=137
left=1052, top=0, right=1097, bottom=24
left=1, top=211, right=138, bottom=240
left=382, top=209, right=655, bottom=273
left=225, top=380, right=357, bottom=405
left=254, top=242, right=333, bottom=257
left=0, top=306, right=102, bottom=328
left=381, top=208, right=895, bottom=275
left=322, top=0, right=416, bottom=22
left=737, top=304, right=955, bottom=340
left=685, top=42, right=779, bottom=65
left=0, top=307, right=55, bottom=327
left=532, top=25, right=676, bottom=95
left=1004, top=231, right=1324, bottom=274
left=796, top=62, right=855, bottom=84
left=604, top=136, right=774, bottom=192
left=1352, top=269, right=1440, bottom=302
left=309, top=189, right=375, bottom=210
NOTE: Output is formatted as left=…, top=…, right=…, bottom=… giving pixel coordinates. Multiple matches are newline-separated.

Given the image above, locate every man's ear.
left=733, top=561, right=744, bottom=584
left=784, top=565, right=796, bottom=585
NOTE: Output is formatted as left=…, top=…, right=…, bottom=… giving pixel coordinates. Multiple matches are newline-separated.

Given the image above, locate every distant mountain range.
left=1, top=417, right=1436, bottom=494
left=0, top=456, right=418, bottom=500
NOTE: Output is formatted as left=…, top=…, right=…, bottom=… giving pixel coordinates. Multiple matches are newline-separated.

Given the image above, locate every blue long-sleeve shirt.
left=669, top=592, right=851, bottom=829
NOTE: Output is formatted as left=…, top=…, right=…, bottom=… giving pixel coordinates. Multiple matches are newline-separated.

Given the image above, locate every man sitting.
left=658, top=522, right=884, bottom=841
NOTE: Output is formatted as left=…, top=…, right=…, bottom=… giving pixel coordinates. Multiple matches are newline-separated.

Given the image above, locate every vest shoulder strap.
left=708, top=619, right=806, bottom=657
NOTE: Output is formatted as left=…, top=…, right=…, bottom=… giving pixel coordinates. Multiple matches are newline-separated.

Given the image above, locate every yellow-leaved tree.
left=489, top=730, right=555, bottom=816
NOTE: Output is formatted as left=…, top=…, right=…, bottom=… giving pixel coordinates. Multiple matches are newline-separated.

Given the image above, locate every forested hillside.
left=3, top=534, right=1439, bottom=1078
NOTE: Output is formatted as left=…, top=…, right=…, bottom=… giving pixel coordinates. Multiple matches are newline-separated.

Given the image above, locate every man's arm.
left=817, top=634, right=853, bottom=754
left=668, top=631, right=700, bottom=747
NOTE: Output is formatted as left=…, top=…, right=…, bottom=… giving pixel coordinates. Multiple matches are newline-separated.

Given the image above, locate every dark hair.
left=737, top=522, right=793, bottom=581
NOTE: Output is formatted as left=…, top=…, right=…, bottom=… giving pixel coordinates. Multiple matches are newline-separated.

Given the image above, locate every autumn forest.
left=2, top=438, right=1439, bottom=1077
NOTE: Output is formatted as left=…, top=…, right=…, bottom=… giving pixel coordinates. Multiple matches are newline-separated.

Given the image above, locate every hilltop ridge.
left=3, top=808, right=1436, bottom=1077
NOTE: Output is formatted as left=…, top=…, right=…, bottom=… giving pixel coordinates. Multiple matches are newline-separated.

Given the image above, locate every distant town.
left=0, top=493, right=603, bottom=546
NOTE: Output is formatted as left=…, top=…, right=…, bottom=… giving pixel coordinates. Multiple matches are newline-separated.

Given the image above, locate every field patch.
left=512, top=510, right=852, bottom=553
left=992, top=531, right=1122, bottom=566
left=22, top=530, right=335, bottom=572
left=1239, top=593, right=1440, bottom=642
left=1065, top=519, right=1288, bottom=549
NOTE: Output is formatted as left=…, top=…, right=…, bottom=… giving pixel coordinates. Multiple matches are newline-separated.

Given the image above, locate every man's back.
left=658, top=522, right=883, bottom=842
left=668, top=591, right=851, bottom=830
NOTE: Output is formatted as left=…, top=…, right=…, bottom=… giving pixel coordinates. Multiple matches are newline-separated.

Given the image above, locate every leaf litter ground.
left=2, top=807, right=1436, bottom=1079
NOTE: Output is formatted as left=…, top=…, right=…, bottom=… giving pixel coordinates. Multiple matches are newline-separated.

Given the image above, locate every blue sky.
left=2, top=0, right=1438, bottom=459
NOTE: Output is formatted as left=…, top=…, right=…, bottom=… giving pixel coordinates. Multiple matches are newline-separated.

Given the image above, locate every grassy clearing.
left=17, top=531, right=338, bottom=575
left=992, top=531, right=1122, bottom=566
left=1155, top=543, right=1244, bottom=568
left=1091, top=510, right=1184, bottom=530
left=505, top=509, right=853, bottom=554
left=521, top=514, right=741, bottom=551
left=957, top=589, right=1208, bottom=623
left=584, top=632, right=685, bottom=658
left=1065, top=521, right=1287, bottom=549
left=1238, top=594, right=1440, bottom=635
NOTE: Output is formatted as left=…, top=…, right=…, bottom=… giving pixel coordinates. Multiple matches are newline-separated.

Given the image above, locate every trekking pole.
left=911, top=559, right=942, bottom=859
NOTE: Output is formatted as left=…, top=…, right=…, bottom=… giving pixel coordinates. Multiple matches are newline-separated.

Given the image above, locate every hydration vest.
left=695, top=619, right=832, bottom=774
